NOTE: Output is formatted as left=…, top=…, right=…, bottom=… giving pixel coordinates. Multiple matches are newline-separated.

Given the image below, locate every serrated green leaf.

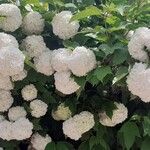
left=71, top=6, right=102, bottom=21
left=94, top=66, right=112, bottom=82
left=119, top=122, right=140, bottom=150
left=99, top=44, right=114, bottom=56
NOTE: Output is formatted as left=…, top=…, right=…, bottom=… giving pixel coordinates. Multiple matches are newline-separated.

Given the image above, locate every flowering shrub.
left=0, top=0, right=149, bottom=150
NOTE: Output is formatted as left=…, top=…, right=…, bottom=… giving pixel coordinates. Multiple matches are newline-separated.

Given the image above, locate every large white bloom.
left=8, top=106, right=27, bottom=121
left=63, top=111, right=95, bottom=140
left=21, top=35, right=47, bottom=58
left=128, top=27, right=150, bottom=62
left=22, top=11, right=44, bottom=35
left=54, top=71, right=80, bottom=95
left=0, top=117, right=33, bottom=141
left=99, top=102, right=128, bottom=127
left=52, top=103, right=72, bottom=121
left=30, top=99, right=48, bottom=118
left=0, top=46, right=25, bottom=76
left=0, top=74, right=13, bottom=90
left=34, top=50, right=54, bottom=76
left=127, top=63, right=150, bottom=103
left=30, top=133, right=52, bottom=150
left=11, top=117, right=33, bottom=140
left=21, top=84, right=37, bottom=101
left=11, top=70, right=27, bottom=81
left=67, top=46, right=97, bottom=76
left=0, top=90, right=13, bottom=112
left=0, top=32, right=18, bottom=49
left=0, top=4, right=22, bottom=32
left=51, top=48, right=72, bottom=72
left=52, top=11, right=79, bottom=40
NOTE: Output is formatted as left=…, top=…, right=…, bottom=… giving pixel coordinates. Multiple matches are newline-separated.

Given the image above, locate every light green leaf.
left=71, top=6, right=102, bottom=21
left=99, top=44, right=114, bottom=56
left=94, top=66, right=112, bottom=82
left=143, top=117, right=150, bottom=136
left=119, top=122, right=140, bottom=150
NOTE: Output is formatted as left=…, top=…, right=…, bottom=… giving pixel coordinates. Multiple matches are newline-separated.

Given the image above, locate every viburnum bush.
left=0, top=0, right=149, bottom=149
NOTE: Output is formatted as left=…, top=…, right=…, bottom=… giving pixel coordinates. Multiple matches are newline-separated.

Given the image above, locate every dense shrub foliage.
left=0, top=0, right=150, bottom=150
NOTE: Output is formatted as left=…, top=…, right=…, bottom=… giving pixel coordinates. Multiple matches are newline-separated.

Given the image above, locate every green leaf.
left=143, top=117, right=150, bottom=136
left=141, top=137, right=150, bottom=150
left=119, top=122, right=140, bottom=150
left=94, top=66, right=112, bottom=82
left=71, top=6, right=102, bottom=21
left=45, top=142, right=56, bottom=150
left=56, top=142, right=74, bottom=150
left=113, top=66, right=128, bottom=84
left=78, top=141, right=90, bottom=150
left=99, top=44, right=114, bottom=56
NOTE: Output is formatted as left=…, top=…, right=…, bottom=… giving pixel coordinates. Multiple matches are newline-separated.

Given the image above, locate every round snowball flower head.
left=0, top=120, right=12, bottom=141
left=0, top=90, right=13, bottom=112
left=11, top=117, right=33, bottom=140
left=126, top=30, right=134, bottom=40
left=31, top=133, right=52, bottom=150
left=0, top=32, right=18, bottom=49
left=21, top=35, right=47, bottom=58
left=0, top=46, right=25, bottom=76
left=67, top=46, right=97, bottom=76
left=51, top=48, right=72, bottom=72
left=63, top=111, right=95, bottom=140
left=52, top=103, right=72, bottom=121
left=11, top=70, right=27, bottom=81
left=34, top=50, right=54, bottom=76
left=30, top=99, right=48, bottom=118
left=127, top=63, right=150, bottom=103
left=0, top=4, right=22, bottom=32
left=21, top=84, right=37, bottom=101
left=54, top=71, right=80, bottom=95
left=128, top=27, right=150, bottom=62
left=22, top=11, right=44, bottom=35
left=52, top=11, right=79, bottom=40
left=8, top=106, right=27, bottom=121
left=99, top=102, right=128, bottom=127
left=0, top=74, right=13, bottom=90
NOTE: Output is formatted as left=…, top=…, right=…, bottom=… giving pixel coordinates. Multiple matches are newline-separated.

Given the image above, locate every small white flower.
left=52, top=11, right=79, bottom=40
left=21, top=35, right=47, bottom=58
left=128, top=27, right=150, bottom=62
left=11, top=70, right=27, bottom=81
left=30, top=133, right=52, bottom=150
left=67, top=46, right=97, bottom=76
left=21, top=84, right=37, bottom=101
left=0, top=32, right=19, bottom=49
left=63, top=111, right=95, bottom=140
left=127, top=63, right=150, bottom=102
left=51, top=48, right=72, bottom=72
left=34, top=50, right=54, bottom=76
left=99, top=102, right=128, bottom=127
left=0, top=90, right=13, bottom=112
left=52, top=103, right=72, bottom=121
left=54, top=71, right=80, bottom=95
left=0, top=4, right=22, bottom=32
left=0, top=46, right=25, bottom=76
left=22, top=11, right=44, bottom=35
left=8, top=106, right=27, bottom=121
left=30, top=99, right=48, bottom=118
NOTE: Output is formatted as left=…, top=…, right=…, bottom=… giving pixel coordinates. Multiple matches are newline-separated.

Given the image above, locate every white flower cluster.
left=99, top=102, right=128, bottom=127
left=63, top=111, right=95, bottom=140
left=52, top=103, right=72, bottom=121
left=11, top=70, right=27, bottom=81
left=128, top=27, right=150, bottom=62
left=21, top=84, right=37, bottom=101
left=0, top=117, right=33, bottom=141
left=8, top=106, right=27, bottom=121
left=30, top=133, right=52, bottom=150
left=52, top=11, right=79, bottom=40
left=30, top=99, right=48, bottom=118
left=0, top=4, right=22, bottom=32
left=22, top=11, right=44, bottom=35
left=127, top=63, right=150, bottom=103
